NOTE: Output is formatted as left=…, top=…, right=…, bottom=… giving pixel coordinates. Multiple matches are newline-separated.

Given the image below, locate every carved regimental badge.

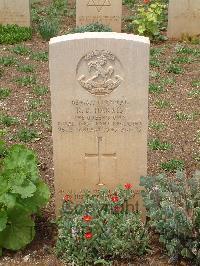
left=77, top=50, right=123, bottom=96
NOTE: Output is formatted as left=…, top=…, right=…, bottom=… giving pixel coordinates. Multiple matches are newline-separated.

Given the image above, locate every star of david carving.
left=87, top=0, right=111, bottom=12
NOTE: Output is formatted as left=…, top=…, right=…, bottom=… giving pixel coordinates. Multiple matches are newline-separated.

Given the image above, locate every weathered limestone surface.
left=76, top=0, right=122, bottom=32
left=0, top=0, right=30, bottom=27
left=49, top=33, right=150, bottom=214
left=167, top=0, right=200, bottom=39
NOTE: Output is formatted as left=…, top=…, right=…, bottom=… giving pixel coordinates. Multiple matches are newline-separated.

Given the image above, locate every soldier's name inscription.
left=57, top=99, right=142, bottom=134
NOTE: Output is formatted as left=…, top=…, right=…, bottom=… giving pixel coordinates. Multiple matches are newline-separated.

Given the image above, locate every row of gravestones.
left=0, top=0, right=200, bottom=38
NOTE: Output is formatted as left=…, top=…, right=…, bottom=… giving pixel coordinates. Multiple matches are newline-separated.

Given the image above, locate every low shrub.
left=38, top=19, right=59, bottom=41
left=0, top=142, right=50, bottom=255
left=69, top=22, right=112, bottom=34
left=133, top=1, right=167, bottom=40
left=140, top=171, right=200, bottom=264
left=0, top=24, right=32, bottom=44
left=56, top=185, right=148, bottom=265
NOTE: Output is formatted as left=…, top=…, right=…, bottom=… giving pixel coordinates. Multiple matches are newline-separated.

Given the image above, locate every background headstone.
left=76, top=0, right=122, bottom=32
left=49, top=33, right=150, bottom=214
left=167, top=0, right=200, bottom=39
left=0, top=0, right=31, bottom=27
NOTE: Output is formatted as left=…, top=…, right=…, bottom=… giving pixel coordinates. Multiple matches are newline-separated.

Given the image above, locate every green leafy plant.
left=0, top=24, right=32, bottom=44
left=140, top=171, right=200, bottom=264
left=150, top=122, right=166, bottom=131
left=191, top=80, right=200, bottom=88
left=17, top=128, right=39, bottom=142
left=0, top=114, right=19, bottom=127
left=69, top=22, right=112, bottom=34
left=150, top=58, right=161, bottom=67
left=160, top=159, right=185, bottom=172
left=56, top=185, right=148, bottom=265
left=0, top=142, right=50, bottom=255
left=167, top=64, right=183, bottom=74
left=148, top=138, right=172, bottom=151
left=149, top=83, right=164, bottom=94
left=27, top=111, right=50, bottom=127
left=11, top=45, right=32, bottom=56
left=155, top=99, right=171, bottom=109
left=32, top=85, right=49, bottom=96
left=0, top=56, right=17, bottom=67
left=123, top=0, right=135, bottom=8
left=0, top=88, right=11, bottom=100
left=17, top=64, right=35, bottom=73
left=38, top=19, right=59, bottom=41
left=176, top=112, right=199, bottom=121
left=172, top=56, right=192, bottom=64
left=27, top=99, right=44, bottom=110
left=188, top=89, right=200, bottom=98
left=175, top=45, right=199, bottom=56
left=133, top=2, right=166, bottom=40
left=31, top=51, right=48, bottom=62
left=15, top=76, right=36, bottom=86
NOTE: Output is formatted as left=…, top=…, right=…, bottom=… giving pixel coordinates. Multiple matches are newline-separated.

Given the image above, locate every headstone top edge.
left=49, top=32, right=150, bottom=45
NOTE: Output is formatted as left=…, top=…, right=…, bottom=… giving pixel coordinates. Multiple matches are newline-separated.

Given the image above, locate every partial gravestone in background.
left=49, top=32, right=150, bottom=215
left=167, top=0, right=200, bottom=39
left=76, top=0, right=122, bottom=32
left=0, top=0, right=31, bottom=27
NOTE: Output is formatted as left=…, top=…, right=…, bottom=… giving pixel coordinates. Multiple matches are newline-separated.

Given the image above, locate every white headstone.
left=76, top=0, right=122, bottom=32
left=0, top=0, right=30, bottom=27
left=49, top=33, right=150, bottom=214
left=167, top=0, right=200, bottom=39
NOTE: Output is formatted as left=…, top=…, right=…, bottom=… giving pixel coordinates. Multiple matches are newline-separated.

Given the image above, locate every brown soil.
left=0, top=0, right=199, bottom=265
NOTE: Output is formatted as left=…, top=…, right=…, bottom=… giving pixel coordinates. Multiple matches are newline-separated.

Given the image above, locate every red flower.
left=124, top=183, right=132, bottom=190
left=144, top=0, right=150, bottom=3
left=83, top=215, right=92, bottom=222
left=84, top=232, right=93, bottom=239
left=63, top=194, right=71, bottom=202
left=111, top=195, right=119, bottom=203
left=114, top=206, right=121, bottom=212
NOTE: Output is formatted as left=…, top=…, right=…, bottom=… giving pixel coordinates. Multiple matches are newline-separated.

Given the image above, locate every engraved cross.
left=85, top=136, right=116, bottom=186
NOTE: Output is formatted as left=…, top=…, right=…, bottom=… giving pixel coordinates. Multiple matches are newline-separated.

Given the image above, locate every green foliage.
left=140, top=171, right=200, bottom=264
left=149, top=83, right=164, bottom=94
left=160, top=159, right=185, bottom=172
left=123, top=0, right=135, bottom=8
left=150, top=122, right=166, bottom=131
left=172, top=56, right=192, bottom=64
left=176, top=112, right=199, bottom=121
left=17, top=128, right=39, bottom=142
left=32, top=85, right=49, bottom=96
left=150, top=58, right=161, bottom=67
left=148, top=138, right=172, bottom=151
left=167, top=64, right=183, bottom=74
left=15, top=76, right=36, bottom=86
left=155, top=99, right=171, bottom=108
left=56, top=186, right=148, bottom=265
left=69, top=22, right=112, bottom=34
left=133, top=2, right=167, bottom=40
left=0, top=143, right=50, bottom=254
left=0, top=24, right=32, bottom=44
left=27, top=99, right=44, bottom=110
left=17, top=64, right=35, bottom=73
left=0, top=88, right=11, bottom=100
left=191, top=80, right=200, bottom=88
left=0, top=56, right=17, bottom=67
left=175, top=45, right=199, bottom=56
left=38, top=19, right=59, bottom=41
left=0, top=114, right=19, bottom=127
left=27, top=111, right=50, bottom=127
left=11, top=45, right=32, bottom=56
left=188, top=89, right=200, bottom=98
left=31, top=51, right=48, bottom=62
